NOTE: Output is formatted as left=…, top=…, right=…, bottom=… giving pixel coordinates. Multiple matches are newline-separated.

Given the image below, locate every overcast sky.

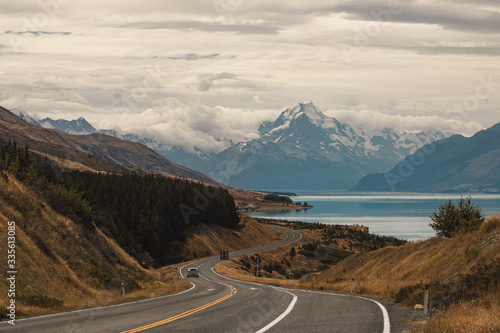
left=1, top=0, right=499, bottom=152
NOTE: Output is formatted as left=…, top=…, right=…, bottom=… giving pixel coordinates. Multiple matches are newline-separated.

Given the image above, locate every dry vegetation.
left=0, top=175, right=281, bottom=319
left=213, top=219, right=396, bottom=283
left=181, top=215, right=283, bottom=260
left=0, top=174, right=192, bottom=318
left=302, top=216, right=498, bottom=298
left=214, top=216, right=500, bottom=333
left=213, top=221, right=323, bottom=282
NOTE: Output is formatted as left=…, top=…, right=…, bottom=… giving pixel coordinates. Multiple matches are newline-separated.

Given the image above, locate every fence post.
left=424, top=279, right=430, bottom=315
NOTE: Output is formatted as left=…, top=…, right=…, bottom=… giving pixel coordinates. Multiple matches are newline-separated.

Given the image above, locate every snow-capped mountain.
left=38, top=117, right=98, bottom=135
left=10, top=109, right=42, bottom=127
left=14, top=103, right=451, bottom=189
left=11, top=109, right=99, bottom=135
left=197, top=101, right=449, bottom=189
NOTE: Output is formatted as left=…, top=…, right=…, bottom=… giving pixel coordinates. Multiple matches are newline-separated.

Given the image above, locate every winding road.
left=2, top=226, right=402, bottom=333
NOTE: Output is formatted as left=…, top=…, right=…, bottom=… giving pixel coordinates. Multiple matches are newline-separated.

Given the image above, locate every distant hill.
left=0, top=106, right=224, bottom=186
left=352, top=122, right=500, bottom=193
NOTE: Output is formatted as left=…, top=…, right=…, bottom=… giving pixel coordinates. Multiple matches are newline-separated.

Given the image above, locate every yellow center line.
left=121, top=284, right=237, bottom=333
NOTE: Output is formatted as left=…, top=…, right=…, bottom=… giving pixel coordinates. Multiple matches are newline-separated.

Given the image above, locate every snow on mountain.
left=200, top=101, right=451, bottom=189
left=17, top=102, right=452, bottom=190
left=9, top=109, right=42, bottom=127
left=38, top=117, right=98, bottom=135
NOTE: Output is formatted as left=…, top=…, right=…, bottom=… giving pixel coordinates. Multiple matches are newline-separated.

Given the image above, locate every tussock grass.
left=303, top=214, right=500, bottom=332
left=0, top=175, right=190, bottom=318
left=302, top=215, right=499, bottom=299
left=181, top=215, right=284, bottom=260
left=412, top=301, right=500, bottom=333
left=214, top=215, right=500, bottom=332
left=0, top=175, right=285, bottom=319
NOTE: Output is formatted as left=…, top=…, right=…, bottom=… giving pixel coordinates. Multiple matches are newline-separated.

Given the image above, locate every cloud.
left=253, top=96, right=264, bottom=104
left=121, top=20, right=282, bottom=35
left=325, top=109, right=485, bottom=137
left=198, top=72, right=239, bottom=92
left=5, top=31, right=71, bottom=36
left=167, top=53, right=220, bottom=61
left=94, top=101, right=279, bottom=153
left=0, top=0, right=498, bottom=153
left=334, top=1, right=500, bottom=33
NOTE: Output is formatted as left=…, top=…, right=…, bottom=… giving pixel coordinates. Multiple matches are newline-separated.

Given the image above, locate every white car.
left=187, top=268, right=199, bottom=277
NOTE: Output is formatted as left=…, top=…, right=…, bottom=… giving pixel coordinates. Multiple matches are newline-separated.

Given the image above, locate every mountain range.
left=1, top=106, right=223, bottom=186
left=17, top=101, right=450, bottom=190
left=352, top=122, right=500, bottom=193
left=195, top=102, right=448, bottom=189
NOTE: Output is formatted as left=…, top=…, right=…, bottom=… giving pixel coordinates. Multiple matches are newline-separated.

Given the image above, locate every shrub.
left=430, top=196, right=485, bottom=238
left=263, top=194, right=293, bottom=204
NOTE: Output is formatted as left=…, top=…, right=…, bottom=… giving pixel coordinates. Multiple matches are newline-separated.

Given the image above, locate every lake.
left=247, top=192, right=500, bottom=241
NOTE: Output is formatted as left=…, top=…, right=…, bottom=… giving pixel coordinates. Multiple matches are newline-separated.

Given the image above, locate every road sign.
left=220, top=250, right=229, bottom=260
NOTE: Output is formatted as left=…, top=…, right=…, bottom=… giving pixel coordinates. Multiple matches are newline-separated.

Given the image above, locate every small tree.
left=289, top=246, right=296, bottom=259
left=430, top=196, right=484, bottom=238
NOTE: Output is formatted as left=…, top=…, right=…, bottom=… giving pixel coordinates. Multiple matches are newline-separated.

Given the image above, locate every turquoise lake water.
left=247, top=192, right=500, bottom=241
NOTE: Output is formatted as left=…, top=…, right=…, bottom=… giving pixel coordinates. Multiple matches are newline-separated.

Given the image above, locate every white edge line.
left=356, top=296, right=391, bottom=333
left=8, top=283, right=196, bottom=324
left=255, top=293, right=297, bottom=333
left=210, top=267, right=298, bottom=333
left=9, top=227, right=301, bottom=327
left=289, top=288, right=391, bottom=333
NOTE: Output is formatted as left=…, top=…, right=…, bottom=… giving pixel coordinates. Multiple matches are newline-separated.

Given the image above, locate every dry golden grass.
left=0, top=175, right=189, bottom=318
left=301, top=216, right=499, bottom=299
left=213, top=261, right=301, bottom=288
left=181, top=215, right=284, bottom=260
left=408, top=215, right=500, bottom=333
left=30, top=149, right=104, bottom=173
left=213, top=216, right=500, bottom=332
left=412, top=301, right=500, bottom=333
left=0, top=175, right=290, bottom=319
left=211, top=224, right=333, bottom=289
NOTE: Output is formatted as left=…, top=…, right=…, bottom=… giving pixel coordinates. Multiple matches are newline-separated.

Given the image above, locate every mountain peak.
left=39, top=116, right=98, bottom=135
left=280, top=100, right=327, bottom=125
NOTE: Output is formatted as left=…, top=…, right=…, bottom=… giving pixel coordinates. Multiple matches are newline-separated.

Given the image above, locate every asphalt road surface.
left=1, top=226, right=405, bottom=333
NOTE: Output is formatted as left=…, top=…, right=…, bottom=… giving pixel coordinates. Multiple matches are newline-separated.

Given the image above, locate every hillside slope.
left=0, top=174, right=185, bottom=317
left=0, top=174, right=281, bottom=318
left=0, top=106, right=223, bottom=186
left=302, top=218, right=500, bottom=303
left=352, top=122, right=500, bottom=192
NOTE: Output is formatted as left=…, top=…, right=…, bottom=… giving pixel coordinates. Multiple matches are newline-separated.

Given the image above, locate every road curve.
left=1, top=226, right=395, bottom=333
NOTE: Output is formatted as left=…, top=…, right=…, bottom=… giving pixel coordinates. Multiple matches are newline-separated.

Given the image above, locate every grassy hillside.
left=0, top=105, right=224, bottom=186
left=0, top=140, right=239, bottom=266
left=0, top=174, right=282, bottom=319
left=0, top=174, right=191, bottom=318
left=213, top=218, right=405, bottom=284
left=181, top=215, right=283, bottom=260
left=301, top=216, right=500, bottom=332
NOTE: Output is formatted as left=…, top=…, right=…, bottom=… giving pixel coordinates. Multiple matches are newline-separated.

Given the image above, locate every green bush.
left=430, top=196, right=485, bottom=238
left=263, top=193, right=293, bottom=203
